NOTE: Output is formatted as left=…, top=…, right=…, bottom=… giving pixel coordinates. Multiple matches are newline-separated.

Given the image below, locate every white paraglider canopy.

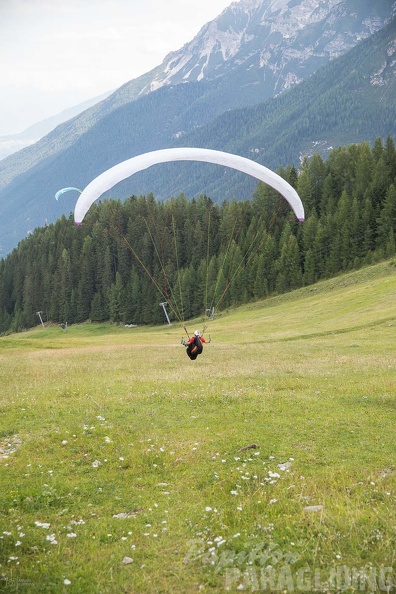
left=74, top=148, right=304, bottom=224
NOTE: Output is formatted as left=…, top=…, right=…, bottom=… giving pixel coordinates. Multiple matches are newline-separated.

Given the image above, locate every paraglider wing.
left=55, top=187, right=82, bottom=201
left=74, top=148, right=304, bottom=224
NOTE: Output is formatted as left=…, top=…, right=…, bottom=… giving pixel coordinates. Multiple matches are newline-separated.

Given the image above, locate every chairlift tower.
left=36, top=311, right=45, bottom=328
left=206, top=307, right=215, bottom=320
left=159, top=302, right=171, bottom=325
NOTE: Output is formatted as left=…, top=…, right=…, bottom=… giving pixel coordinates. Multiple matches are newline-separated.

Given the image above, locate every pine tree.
left=372, top=137, right=384, bottom=162
left=276, top=225, right=302, bottom=292
left=303, top=249, right=316, bottom=286
left=22, top=269, right=36, bottom=328
left=90, top=292, right=106, bottom=322
left=297, top=168, right=314, bottom=215
left=59, top=248, right=72, bottom=324
left=353, top=142, right=375, bottom=202
left=308, top=153, right=327, bottom=210
left=377, top=184, right=396, bottom=256
left=109, top=271, right=124, bottom=323
left=253, top=252, right=268, bottom=298
left=384, top=136, right=396, bottom=181
left=76, top=236, right=96, bottom=322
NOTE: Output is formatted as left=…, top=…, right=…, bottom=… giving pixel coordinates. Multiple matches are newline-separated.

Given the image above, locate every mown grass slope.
left=0, top=260, right=395, bottom=593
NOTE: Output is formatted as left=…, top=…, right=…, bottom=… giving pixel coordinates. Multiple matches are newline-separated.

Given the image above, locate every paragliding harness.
left=182, top=326, right=207, bottom=360
left=187, top=334, right=203, bottom=360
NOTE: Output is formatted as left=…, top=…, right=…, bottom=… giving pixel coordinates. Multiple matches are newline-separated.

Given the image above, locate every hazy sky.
left=0, top=0, right=233, bottom=136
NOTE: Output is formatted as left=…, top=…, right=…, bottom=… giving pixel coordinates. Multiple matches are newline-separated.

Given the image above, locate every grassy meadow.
left=0, top=260, right=395, bottom=593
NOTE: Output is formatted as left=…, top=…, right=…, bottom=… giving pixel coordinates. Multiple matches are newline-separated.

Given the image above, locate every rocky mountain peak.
left=145, top=0, right=395, bottom=96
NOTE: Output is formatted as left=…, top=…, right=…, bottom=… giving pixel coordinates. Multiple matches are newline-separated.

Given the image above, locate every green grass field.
left=1, top=261, right=395, bottom=593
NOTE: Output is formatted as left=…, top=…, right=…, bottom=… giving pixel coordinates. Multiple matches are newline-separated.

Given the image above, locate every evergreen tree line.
left=1, top=137, right=396, bottom=335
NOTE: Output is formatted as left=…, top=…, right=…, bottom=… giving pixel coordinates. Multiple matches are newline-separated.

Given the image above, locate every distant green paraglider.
left=55, top=187, right=82, bottom=201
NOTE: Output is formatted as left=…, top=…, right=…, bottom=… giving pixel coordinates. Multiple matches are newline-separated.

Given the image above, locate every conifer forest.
left=1, top=137, right=396, bottom=334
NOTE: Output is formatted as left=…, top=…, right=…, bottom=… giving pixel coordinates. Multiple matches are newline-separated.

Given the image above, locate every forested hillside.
left=1, top=137, right=395, bottom=334
left=0, top=16, right=395, bottom=257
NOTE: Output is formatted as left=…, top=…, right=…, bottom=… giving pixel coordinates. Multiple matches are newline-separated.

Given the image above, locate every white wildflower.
left=278, top=462, right=291, bottom=471
left=35, top=522, right=50, bottom=529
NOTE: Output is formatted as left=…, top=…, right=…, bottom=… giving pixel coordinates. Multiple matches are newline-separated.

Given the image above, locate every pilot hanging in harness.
left=182, top=330, right=210, bottom=360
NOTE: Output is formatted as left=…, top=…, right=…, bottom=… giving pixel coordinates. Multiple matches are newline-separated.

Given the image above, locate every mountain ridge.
left=0, top=0, right=395, bottom=255
left=0, top=90, right=114, bottom=162
left=2, top=0, right=393, bottom=191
